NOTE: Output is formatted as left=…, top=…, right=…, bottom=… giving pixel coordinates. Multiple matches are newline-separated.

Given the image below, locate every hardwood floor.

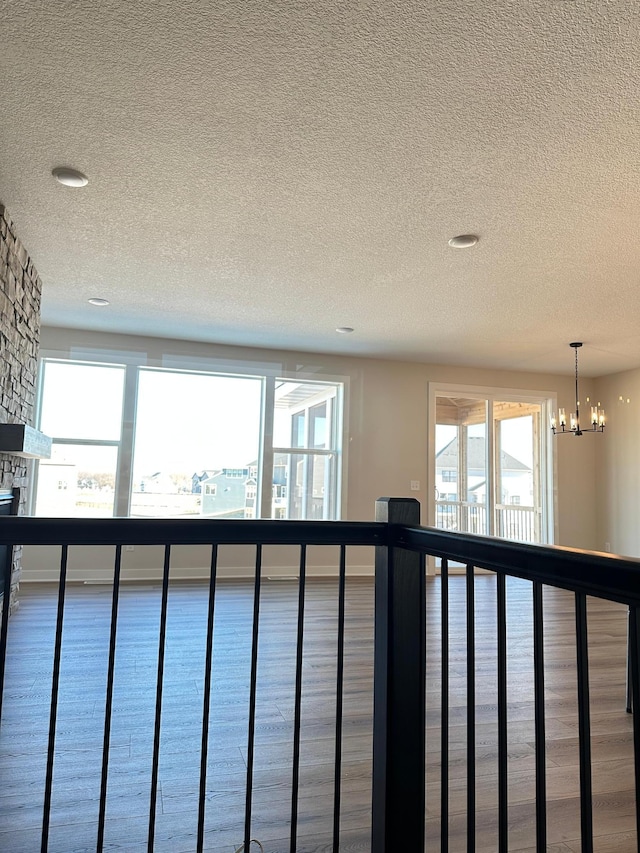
left=0, top=574, right=635, bottom=852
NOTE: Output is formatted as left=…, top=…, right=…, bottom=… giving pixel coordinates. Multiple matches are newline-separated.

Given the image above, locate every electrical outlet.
left=604, top=542, right=611, bottom=553
left=410, top=480, right=420, bottom=491
left=125, top=545, right=135, bottom=552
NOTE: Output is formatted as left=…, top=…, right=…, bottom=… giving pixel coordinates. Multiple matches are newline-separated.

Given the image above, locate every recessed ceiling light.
left=336, top=326, right=354, bottom=334
left=52, top=167, right=89, bottom=188
left=88, top=297, right=109, bottom=306
left=448, top=234, right=479, bottom=249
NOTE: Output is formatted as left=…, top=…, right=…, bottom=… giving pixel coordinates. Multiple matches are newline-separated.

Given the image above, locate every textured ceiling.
left=1, top=0, right=640, bottom=377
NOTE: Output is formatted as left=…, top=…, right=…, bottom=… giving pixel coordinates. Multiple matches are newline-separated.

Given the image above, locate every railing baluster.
left=0, top=541, right=14, bottom=726
left=497, top=572, right=508, bottom=853
left=244, top=544, right=262, bottom=851
left=466, top=563, right=475, bottom=853
left=575, top=593, right=593, bottom=853
left=441, top=557, right=449, bottom=853
left=628, top=606, right=640, bottom=853
left=332, top=544, right=347, bottom=853
left=147, top=544, right=171, bottom=852
left=533, top=581, right=547, bottom=851
left=197, top=544, right=219, bottom=853
left=290, top=544, right=307, bottom=853
left=96, top=545, right=123, bottom=852
left=41, top=545, right=69, bottom=853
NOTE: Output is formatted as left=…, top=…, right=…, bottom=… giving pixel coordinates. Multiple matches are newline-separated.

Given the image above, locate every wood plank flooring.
left=0, top=574, right=635, bottom=852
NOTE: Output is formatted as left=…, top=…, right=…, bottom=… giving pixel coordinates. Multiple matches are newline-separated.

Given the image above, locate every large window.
left=35, top=361, right=125, bottom=517
left=34, top=360, right=344, bottom=520
left=131, top=370, right=262, bottom=518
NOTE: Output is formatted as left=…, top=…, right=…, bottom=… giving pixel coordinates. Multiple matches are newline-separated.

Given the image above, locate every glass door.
left=494, top=403, right=542, bottom=543
left=435, top=397, right=488, bottom=536
left=433, top=391, right=551, bottom=545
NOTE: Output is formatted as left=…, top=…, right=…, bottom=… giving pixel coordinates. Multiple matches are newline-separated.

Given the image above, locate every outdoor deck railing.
left=494, top=503, right=541, bottom=543
left=436, top=499, right=541, bottom=543
left=1, top=498, right=640, bottom=852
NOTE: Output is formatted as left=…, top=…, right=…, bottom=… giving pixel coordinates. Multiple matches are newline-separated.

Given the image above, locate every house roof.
left=436, top=436, right=530, bottom=472
left=2, top=2, right=640, bottom=375
left=201, top=469, right=249, bottom=485
left=200, top=474, right=224, bottom=485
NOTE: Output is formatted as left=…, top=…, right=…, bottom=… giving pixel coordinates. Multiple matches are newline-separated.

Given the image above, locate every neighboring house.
left=272, top=454, right=288, bottom=519
left=435, top=436, right=532, bottom=506
left=244, top=477, right=257, bottom=519
left=199, top=457, right=290, bottom=519
left=435, top=435, right=537, bottom=539
left=244, top=456, right=289, bottom=518
left=191, top=470, right=217, bottom=494
left=200, top=468, right=251, bottom=518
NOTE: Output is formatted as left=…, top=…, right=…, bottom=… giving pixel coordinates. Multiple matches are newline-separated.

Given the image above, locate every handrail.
left=2, top=515, right=639, bottom=604
left=0, top=517, right=386, bottom=546
left=394, top=524, right=640, bottom=606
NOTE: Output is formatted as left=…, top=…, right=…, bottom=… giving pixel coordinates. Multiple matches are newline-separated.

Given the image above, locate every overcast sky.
left=40, top=362, right=262, bottom=475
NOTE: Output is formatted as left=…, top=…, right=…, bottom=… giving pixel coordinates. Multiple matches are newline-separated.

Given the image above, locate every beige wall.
left=595, top=367, right=640, bottom=558
left=22, top=326, right=599, bottom=580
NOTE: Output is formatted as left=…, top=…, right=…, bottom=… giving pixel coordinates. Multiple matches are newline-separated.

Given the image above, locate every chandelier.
left=551, top=342, right=605, bottom=436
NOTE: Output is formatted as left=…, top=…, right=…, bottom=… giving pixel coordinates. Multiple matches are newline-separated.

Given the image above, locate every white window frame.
left=32, top=359, right=127, bottom=517
left=270, top=381, right=343, bottom=520
left=33, top=355, right=347, bottom=521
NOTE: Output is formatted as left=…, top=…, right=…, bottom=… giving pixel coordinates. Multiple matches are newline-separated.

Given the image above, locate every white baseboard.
left=21, top=564, right=494, bottom=584
left=20, top=564, right=375, bottom=584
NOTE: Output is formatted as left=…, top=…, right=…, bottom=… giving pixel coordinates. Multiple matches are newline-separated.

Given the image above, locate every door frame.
left=427, top=382, right=558, bottom=574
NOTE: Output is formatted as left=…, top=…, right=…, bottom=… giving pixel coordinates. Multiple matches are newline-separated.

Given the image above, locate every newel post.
left=372, top=498, right=425, bottom=852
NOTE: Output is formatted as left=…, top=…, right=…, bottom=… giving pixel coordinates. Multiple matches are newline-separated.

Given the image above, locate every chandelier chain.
left=575, top=344, right=580, bottom=420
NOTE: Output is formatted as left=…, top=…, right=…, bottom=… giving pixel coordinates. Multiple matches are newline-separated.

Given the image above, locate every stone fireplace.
left=0, top=204, right=42, bottom=620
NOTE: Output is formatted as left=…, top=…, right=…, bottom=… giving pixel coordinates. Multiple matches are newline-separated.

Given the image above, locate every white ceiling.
left=1, top=0, right=639, bottom=377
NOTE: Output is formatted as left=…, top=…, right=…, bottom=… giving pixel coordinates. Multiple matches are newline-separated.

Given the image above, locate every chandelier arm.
left=552, top=428, right=603, bottom=436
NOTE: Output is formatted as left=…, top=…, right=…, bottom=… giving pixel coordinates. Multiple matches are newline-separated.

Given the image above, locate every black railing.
left=0, top=516, right=385, bottom=853
left=395, top=514, right=640, bottom=853
left=0, top=500, right=640, bottom=851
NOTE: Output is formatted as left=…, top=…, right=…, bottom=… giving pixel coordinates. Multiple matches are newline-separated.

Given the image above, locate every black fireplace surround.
left=0, top=490, right=18, bottom=602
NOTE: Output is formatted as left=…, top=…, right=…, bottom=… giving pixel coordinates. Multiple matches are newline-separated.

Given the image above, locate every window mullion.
left=302, top=454, right=310, bottom=518
left=487, top=399, right=495, bottom=537
left=260, top=376, right=275, bottom=519
left=325, top=396, right=333, bottom=519
left=322, top=454, right=331, bottom=520
left=115, top=364, right=138, bottom=517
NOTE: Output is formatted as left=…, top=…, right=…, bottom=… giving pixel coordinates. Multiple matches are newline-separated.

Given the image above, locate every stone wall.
left=0, top=203, right=42, bottom=616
